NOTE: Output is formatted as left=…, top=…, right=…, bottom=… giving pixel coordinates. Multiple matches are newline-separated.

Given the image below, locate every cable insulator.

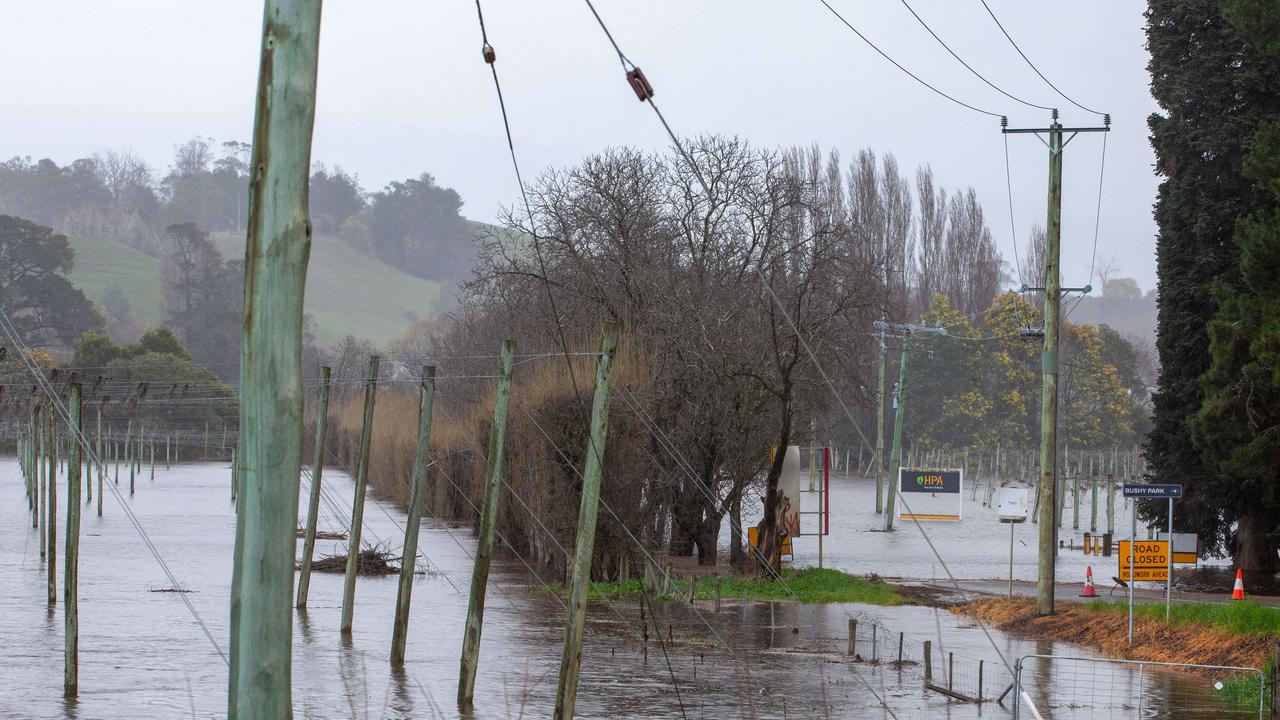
left=1051, top=108, right=1059, bottom=122
left=626, top=67, right=655, bottom=102
left=1001, top=115, right=1008, bottom=129
left=1103, top=113, right=1111, bottom=127
left=482, top=44, right=496, bottom=64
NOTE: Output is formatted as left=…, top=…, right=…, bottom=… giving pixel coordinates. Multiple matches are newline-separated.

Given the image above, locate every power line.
left=976, top=0, right=1106, bottom=117
left=817, top=0, right=1004, bottom=118
left=896, top=0, right=1054, bottom=112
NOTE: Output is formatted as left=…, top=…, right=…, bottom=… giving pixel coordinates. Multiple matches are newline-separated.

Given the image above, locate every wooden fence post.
left=847, top=619, right=856, bottom=656
left=341, top=355, right=380, bottom=634
left=458, top=340, right=515, bottom=706
left=391, top=366, right=437, bottom=665
left=296, top=366, right=331, bottom=610
left=65, top=384, right=82, bottom=697
left=226, top=2, right=322, bottom=715
left=554, top=324, right=620, bottom=720
left=923, top=640, right=932, bottom=682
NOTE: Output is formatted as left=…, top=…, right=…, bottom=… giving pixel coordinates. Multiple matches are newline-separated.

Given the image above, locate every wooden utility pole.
left=1005, top=111, right=1110, bottom=617
left=226, top=1, right=322, bottom=716
left=296, top=366, right=331, bottom=610
left=391, top=366, right=437, bottom=665
left=883, top=338, right=909, bottom=531
left=65, top=384, right=82, bottom=697
left=341, top=355, right=380, bottom=634
left=458, top=340, right=515, bottom=706
left=874, top=330, right=887, bottom=514
left=554, top=324, right=620, bottom=719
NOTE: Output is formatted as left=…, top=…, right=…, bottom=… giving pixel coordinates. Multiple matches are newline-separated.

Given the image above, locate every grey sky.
left=1, top=1, right=1158, bottom=291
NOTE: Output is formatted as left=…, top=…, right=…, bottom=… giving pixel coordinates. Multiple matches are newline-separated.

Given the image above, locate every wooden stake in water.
left=296, top=366, right=331, bottom=610
left=554, top=324, right=620, bottom=719
left=128, top=420, right=135, bottom=496
left=391, top=366, right=437, bottom=665
left=48, top=406, right=58, bottom=606
left=458, top=340, right=515, bottom=706
left=341, top=355, right=380, bottom=634
left=226, top=2, right=322, bottom=715
left=65, top=384, right=82, bottom=697
left=96, top=408, right=104, bottom=517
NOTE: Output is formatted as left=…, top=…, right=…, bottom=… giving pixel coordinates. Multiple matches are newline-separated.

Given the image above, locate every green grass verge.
left=546, top=568, right=904, bottom=605
left=1084, top=598, right=1280, bottom=637
left=1084, top=599, right=1278, bottom=707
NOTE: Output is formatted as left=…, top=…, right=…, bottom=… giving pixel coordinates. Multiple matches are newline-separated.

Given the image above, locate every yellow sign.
left=1118, top=540, right=1170, bottom=581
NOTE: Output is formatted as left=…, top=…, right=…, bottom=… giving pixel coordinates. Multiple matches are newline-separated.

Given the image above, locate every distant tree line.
left=0, top=137, right=481, bottom=378
left=0, top=137, right=479, bottom=282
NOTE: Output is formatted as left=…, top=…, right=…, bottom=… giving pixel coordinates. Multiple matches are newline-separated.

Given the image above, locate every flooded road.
left=0, top=458, right=1256, bottom=718
left=770, top=467, right=1226, bottom=587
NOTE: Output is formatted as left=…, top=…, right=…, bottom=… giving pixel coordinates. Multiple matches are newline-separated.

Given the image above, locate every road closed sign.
left=1118, top=540, right=1169, bottom=581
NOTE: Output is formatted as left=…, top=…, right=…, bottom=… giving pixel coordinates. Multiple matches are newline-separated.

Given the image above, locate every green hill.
left=65, top=233, right=446, bottom=347
left=66, top=235, right=165, bottom=326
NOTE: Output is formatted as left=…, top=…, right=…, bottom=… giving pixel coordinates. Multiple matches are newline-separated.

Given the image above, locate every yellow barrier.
left=747, top=527, right=792, bottom=558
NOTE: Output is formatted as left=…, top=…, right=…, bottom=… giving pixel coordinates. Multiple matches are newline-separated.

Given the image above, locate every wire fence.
left=1013, top=654, right=1266, bottom=719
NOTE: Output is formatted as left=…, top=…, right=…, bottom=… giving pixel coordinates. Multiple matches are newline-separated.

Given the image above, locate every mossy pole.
left=128, top=420, right=135, bottom=496
left=296, top=365, right=331, bottom=610
left=226, top=2, right=322, bottom=716
left=458, top=339, right=515, bottom=707
left=65, top=384, right=82, bottom=697
left=96, top=408, right=103, bottom=517
left=874, top=331, right=887, bottom=514
left=340, top=354, right=380, bottom=635
left=33, top=408, right=41, bottom=531
left=48, top=404, right=57, bottom=606
left=554, top=324, right=620, bottom=720
left=391, top=365, right=437, bottom=665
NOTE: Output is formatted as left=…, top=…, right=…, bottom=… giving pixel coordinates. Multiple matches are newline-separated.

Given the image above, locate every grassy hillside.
left=65, top=233, right=445, bottom=347
left=66, top=235, right=165, bottom=326
left=210, top=233, right=443, bottom=346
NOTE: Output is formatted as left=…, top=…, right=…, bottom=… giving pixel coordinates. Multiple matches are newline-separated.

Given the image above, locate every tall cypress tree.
left=1188, top=0, right=1280, bottom=573
left=1146, top=0, right=1280, bottom=569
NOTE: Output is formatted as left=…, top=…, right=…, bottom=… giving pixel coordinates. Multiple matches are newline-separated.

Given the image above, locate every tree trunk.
left=728, top=485, right=744, bottom=569
left=1234, top=510, right=1280, bottom=575
left=757, top=389, right=793, bottom=576
left=696, top=513, right=721, bottom=566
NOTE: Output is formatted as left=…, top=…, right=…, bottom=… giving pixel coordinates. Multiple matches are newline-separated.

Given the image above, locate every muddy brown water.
left=0, top=459, right=1259, bottom=718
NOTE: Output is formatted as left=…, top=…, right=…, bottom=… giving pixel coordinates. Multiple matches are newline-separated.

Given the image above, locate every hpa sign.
left=898, top=468, right=963, bottom=520
left=900, top=469, right=962, bottom=494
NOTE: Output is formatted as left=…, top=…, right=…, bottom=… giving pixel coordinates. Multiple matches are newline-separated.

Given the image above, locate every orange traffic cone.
left=1080, top=565, right=1098, bottom=598
left=1232, top=568, right=1245, bottom=600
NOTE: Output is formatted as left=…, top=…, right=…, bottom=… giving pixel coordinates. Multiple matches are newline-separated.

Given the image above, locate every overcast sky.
left=1, top=1, right=1159, bottom=291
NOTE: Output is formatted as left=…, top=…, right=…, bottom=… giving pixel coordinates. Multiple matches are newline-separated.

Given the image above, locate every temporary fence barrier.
left=1012, top=654, right=1265, bottom=719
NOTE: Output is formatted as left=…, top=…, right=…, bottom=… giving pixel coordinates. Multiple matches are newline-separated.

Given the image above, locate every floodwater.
left=0, top=458, right=1257, bottom=719
left=771, top=466, right=1227, bottom=588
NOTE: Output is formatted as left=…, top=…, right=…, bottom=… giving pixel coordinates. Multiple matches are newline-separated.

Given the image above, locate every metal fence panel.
left=1013, top=654, right=1265, bottom=720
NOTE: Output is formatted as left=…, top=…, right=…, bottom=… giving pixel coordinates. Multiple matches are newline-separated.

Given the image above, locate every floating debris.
left=295, top=527, right=347, bottom=540
left=304, top=547, right=400, bottom=576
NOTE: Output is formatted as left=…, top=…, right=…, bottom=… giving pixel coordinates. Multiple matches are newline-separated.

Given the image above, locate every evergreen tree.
left=1186, top=0, right=1280, bottom=573
left=1146, top=0, right=1280, bottom=569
